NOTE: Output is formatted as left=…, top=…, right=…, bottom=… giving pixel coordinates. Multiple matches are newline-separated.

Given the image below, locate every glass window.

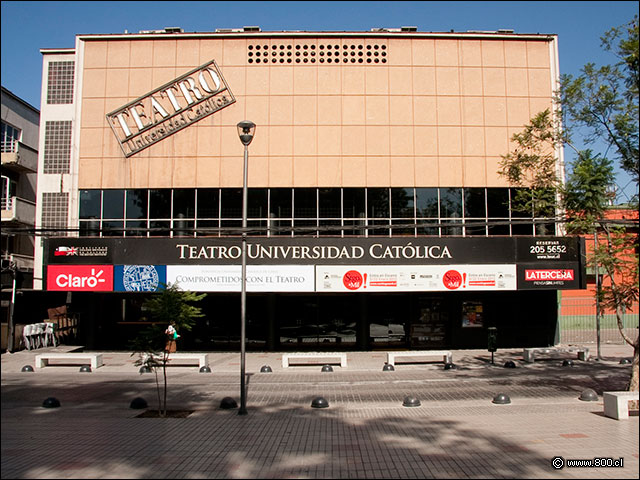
left=125, top=220, right=147, bottom=237
left=367, top=188, right=389, bottom=218
left=248, top=219, right=268, bottom=234
left=368, top=219, right=390, bottom=236
left=294, top=219, right=318, bottom=236
left=319, top=219, right=342, bottom=236
left=270, top=218, right=292, bottom=236
left=512, top=222, right=534, bottom=235
left=536, top=222, right=556, bottom=236
left=487, top=188, right=510, bottom=236
left=221, top=188, right=242, bottom=218
left=173, top=219, right=195, bottom=237
left=464, top=222, right=486, bottom=236
left=1, top=176, right=14, bottom=208
left=1, top=122, right=21, bottom=153
left=416, top=188, right=439, bottom=218
left=126, top=189, right=147, bottom=219
left=102, top=190, right=124, bottom=219
left=197, top=188, right=219, bottom=219
left=79, top=220, right=100, bottom=237
left=343, top=188, right=365, bottom=219
left=464, top=188, right=486, bottom=218
left=197, top=219, right=219, bottom=236
left=487, top=224, right=510, bottom=236
left=270, top=188, right=292, bottom=218
left=510, top=188, right=531, bottom=218
left=343, top=218, right=366, bottom=236
left=102, top=220, right=124, bottom=236
left=392, top=219, right=415, bottom=236
left=391, top=188, right=414, bottom=218
left=294, top=188, right=317, bottom=218
left=248, top=188, right=268, bottom=218
left=486, top=188, right=509, bottom=218
left=173, top=189, right=195, bottom=218
left=441, top=219, right=463, bottom=236
left=79, top=190, right=101, bottom=219
left=440, top=188, right=462, bottom=219
left=149, top=189, right=171, bottom=219
left=149, top=220, right=171, bottom=236
left=221, top=219, right=242, bottom=234
left=532, top=188, right=556, bottom=218
left=417, top=221, right=439, bottom=236
left=319, top=188, right=341, bottom=218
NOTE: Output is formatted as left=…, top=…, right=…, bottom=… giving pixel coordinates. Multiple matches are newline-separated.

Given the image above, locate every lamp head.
left=237, top=120, right=256, bottom=146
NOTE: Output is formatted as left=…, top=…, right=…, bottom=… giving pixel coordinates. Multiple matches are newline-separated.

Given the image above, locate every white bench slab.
left=282, top=352, right=347, bottom=368
left=523, top=346, right=589, bottom=363
left=35, top=353, right=103, bottom=370
left=603, top=391, right=639, bottom=420
left=387, top=350, right=452, bottom=366
left=145, top=352, right=209, bottom=369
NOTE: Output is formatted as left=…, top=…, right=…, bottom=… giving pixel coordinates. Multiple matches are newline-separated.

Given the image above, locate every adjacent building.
left=30, top=26, right=586, bottom=351
left=1, top=87, right=39, bottom=350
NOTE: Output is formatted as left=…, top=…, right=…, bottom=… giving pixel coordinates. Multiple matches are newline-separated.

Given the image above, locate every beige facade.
left=75, top=32, right=557, bottom=190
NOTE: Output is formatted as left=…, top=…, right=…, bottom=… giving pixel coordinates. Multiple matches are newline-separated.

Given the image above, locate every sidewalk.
left=1, top=343, right=638, bottom=479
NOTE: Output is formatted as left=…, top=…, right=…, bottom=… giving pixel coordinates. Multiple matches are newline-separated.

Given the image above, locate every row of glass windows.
left=79, top=187, right=556, bottom=237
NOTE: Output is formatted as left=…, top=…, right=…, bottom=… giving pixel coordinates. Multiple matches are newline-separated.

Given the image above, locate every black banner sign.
left=44, top=236, right=585, bottom=291
left=46, top=236, right=584, bottom=266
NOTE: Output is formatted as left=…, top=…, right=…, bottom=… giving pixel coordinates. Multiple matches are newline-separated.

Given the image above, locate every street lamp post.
left=236, top=120, right=255, bottom=415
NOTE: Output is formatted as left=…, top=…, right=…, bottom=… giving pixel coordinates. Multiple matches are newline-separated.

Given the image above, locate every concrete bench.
left=603, top=391, right=639, bottom=420
left=35, top=353, right=103, bottom=370
left=387, top=350, right=453, bottom=366
left=145, top=352, right=209, bottom=369
left=523, top=346, right=589, bottom=363
left=282, top=352, right=347, bottom=368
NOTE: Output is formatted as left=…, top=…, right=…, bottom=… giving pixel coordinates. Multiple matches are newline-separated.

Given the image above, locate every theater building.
left=29, top=26, right=586, bottom=352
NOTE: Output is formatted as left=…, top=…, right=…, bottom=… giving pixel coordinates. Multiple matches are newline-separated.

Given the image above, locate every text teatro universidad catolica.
left=175, top=243, right=453, bottom=261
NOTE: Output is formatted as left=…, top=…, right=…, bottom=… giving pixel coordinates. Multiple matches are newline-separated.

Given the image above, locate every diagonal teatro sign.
left=106, top=59, right=235, bottom=157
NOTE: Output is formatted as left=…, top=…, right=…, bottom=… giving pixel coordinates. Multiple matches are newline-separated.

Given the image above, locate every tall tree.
left=560, top=16, right=639, bottom=193
left=500, top=16, right=639, bottom=393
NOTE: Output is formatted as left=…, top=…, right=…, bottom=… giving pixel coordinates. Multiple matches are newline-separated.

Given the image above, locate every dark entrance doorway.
left=367, top=294, right=410, bottom=349
left=277, top=295, right=358, bottom=350
left=409, top=296, right=450, bottom=348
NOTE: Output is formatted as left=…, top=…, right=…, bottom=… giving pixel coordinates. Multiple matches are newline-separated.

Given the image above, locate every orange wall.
left=561, top=208, right=639, bottom=315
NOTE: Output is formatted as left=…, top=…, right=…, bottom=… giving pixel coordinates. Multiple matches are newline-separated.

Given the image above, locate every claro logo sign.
left=106, top=59, right=235, bottom=158
left=47, top=265, right=114, bottom=291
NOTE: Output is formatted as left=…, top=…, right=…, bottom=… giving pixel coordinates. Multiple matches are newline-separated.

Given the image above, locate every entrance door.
left=277, top=295, right=359, bottom=350
left=278, top=296, right=320, bottom=349
left=368, top=295, right=409, bottom=349
left=410, top=297, right=449, bottom=348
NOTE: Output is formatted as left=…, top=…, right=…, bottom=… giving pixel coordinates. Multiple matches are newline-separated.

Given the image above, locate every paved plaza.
left=1, top=343, right=638, bottom=479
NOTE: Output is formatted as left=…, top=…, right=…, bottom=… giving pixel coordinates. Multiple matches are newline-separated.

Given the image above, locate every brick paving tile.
left=1, top=344, right=638, bottom=479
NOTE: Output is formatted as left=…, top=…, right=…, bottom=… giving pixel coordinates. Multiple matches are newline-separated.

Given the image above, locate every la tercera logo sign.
left=106, top=59, right=235, bottom=157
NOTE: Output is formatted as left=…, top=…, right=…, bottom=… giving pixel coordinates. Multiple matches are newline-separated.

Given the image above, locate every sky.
left=1, top=0, right=638, bottom=200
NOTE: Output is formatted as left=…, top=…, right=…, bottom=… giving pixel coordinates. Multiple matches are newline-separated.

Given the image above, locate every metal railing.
left=559, top=296, right=639, bottom=344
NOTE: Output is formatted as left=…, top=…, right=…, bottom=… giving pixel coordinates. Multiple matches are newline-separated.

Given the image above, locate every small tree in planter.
left=130, top=283, right=205, bottom=417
